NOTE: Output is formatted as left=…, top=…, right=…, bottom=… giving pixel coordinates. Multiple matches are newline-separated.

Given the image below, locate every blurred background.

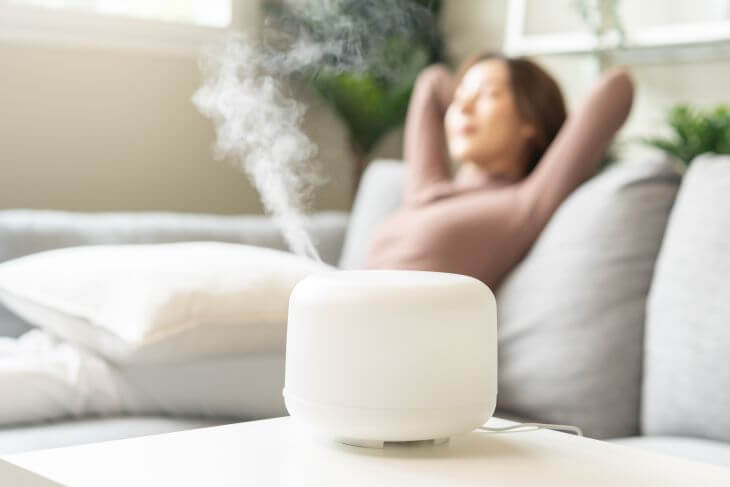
left=1, top=0, right=729, bottom=214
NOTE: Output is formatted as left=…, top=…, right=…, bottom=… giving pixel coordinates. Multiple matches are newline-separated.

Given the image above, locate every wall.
left=441, top=0, right=508, bottom=64
left=3, top=1, right=728, bottom=215
left=0, top=1, right=513, bottom=215
left=442, top=0, right=730, bottom=161
left=0, top=1, right=356, bottom=214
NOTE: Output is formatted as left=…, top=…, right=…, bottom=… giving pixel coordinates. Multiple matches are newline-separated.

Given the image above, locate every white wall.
left=441, top=0, right=508, bottom=63
left=0, top=1, right=358, bottom=214
left=3, top=0, right=727, bottom=214
left=447, top=0, right=730, bottom=160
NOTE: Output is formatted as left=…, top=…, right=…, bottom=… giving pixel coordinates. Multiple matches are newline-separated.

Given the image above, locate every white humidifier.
left=283, top=270, right=497, bottom=448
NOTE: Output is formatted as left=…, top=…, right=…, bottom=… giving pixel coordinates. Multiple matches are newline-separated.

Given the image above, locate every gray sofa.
left=0, top=156, right=729, bottom=470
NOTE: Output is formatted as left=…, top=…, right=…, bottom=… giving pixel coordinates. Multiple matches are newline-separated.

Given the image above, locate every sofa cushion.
left=0, top=328, right=286, bottom=428
left=496, top=158, right=681, bottom=439
left=0, top=309, right=32, bottom=339
left=642, top=154, right=730, bottom=442
left=338, top=161, right=404, bottom=269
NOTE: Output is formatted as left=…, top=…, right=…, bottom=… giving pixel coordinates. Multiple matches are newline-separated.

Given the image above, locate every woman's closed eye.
left=453, top=89, right=474, bottom=104
left=455, top=87, right=498, bottom=104
left=479, top=87, right=500, bottom=98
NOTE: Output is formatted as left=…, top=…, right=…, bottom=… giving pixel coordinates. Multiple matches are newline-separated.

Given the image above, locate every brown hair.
left=457, top=53, right=567, bottom=173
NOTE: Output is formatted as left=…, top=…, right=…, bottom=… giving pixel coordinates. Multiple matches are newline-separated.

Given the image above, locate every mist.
left=193, top=0, right=436, bottom=261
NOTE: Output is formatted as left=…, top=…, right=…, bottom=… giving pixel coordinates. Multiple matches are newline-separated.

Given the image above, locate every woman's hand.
left=412, top=64, right=455, bottom=114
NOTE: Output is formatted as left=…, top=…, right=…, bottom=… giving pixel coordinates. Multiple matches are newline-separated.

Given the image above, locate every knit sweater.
left=366, top=68, right=635, bottom=289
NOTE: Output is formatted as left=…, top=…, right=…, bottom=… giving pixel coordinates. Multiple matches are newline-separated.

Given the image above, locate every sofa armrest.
left=0, top=210, right=350, bottom=266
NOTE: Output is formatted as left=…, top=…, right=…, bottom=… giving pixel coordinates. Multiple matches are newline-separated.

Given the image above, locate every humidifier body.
left=283, top=270, right=497, bottom=448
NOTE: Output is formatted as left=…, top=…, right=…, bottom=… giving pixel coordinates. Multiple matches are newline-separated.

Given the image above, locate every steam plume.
left=194, top=35, right=322, bottom=259
left=193, top=0, right=436, bottom=260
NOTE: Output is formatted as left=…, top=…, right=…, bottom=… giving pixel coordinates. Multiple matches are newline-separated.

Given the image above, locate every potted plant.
left=643, top=105, right=730, bottom=165
left=263, top=0, right=443, bottom=191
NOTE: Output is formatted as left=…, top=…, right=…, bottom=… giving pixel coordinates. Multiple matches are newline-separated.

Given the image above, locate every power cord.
left=478, top=422, right=584, bottom=437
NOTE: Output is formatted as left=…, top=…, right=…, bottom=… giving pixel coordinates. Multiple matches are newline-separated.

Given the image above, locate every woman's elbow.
left=602, top=67, right=635, bottom=119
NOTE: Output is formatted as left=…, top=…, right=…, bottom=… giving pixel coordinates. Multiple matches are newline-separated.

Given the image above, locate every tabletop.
left=4, top=416, right=730, bottom=486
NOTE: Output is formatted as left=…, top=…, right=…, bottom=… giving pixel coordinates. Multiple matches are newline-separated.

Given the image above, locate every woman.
left=366, top=54, right=634, bottom=288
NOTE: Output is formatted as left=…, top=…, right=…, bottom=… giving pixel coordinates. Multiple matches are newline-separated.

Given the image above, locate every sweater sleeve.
left=520, top=67, right=635, bottom=226
left=402, top=65, right=455, bottom=207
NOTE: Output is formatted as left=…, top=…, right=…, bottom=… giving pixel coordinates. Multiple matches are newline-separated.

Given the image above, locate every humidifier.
left=283, top=270, right=497, bottom=448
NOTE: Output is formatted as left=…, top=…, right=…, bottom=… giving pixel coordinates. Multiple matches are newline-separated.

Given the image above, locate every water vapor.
left=193, top=0, right=437, bottom=260
left=194, top=35, right=322, bottom=259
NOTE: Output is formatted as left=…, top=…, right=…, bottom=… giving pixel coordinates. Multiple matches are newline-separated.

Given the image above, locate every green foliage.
left=311, top=42, right=431, bottom=153
left=643, top=105, right=730, bottom=165
left=264, top=0, right=442, bottom=154
left=598, top=144, right=620, bottom=171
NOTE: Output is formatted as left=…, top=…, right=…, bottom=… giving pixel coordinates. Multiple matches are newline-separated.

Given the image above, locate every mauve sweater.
left=366, top=67, right=635, bottom=289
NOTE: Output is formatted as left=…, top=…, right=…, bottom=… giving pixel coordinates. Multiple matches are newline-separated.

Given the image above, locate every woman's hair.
left=457, top=53, right=567, bottom=173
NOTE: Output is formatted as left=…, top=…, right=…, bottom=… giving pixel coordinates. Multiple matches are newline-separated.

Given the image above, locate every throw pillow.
left=0, top=210, right=348, bottom=338
left=496, top=157, right=681, bottom=438
left=0, top=242, right=331, bottom=364
left=642, top=154, right=730, bottom=442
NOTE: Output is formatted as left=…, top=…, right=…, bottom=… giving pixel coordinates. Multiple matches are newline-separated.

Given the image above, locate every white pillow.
left=0, top=329, right=288, bottom=426
left=0, top=242, right=332, bottom=364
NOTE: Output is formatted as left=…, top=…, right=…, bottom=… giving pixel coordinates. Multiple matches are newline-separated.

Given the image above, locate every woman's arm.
left=403, top=64, right=455, bottom=206
left=521, top=67, right=635, bottom=225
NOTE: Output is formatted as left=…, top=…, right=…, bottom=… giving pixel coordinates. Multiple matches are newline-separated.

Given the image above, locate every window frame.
left=0, top=0, right=259, bottom=57
left=504, top=0, right=730, bottom=63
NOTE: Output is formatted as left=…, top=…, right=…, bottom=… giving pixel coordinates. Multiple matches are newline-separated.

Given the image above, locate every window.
left=505, top=0, right=730, bottom=64
left=8, top=0, right=232, bottom=28
left=0, top=0, right=248, bottom=56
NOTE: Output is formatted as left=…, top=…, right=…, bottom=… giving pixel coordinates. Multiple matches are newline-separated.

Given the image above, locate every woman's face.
left=445, top=59, right=534, bottom=172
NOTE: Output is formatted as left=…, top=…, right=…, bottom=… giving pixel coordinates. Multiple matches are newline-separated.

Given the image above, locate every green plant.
left=642, top=105, right=730, bottom=165
left=311, top=35, right=434, bottom=158
left=264, top=0, right=443, bottom=188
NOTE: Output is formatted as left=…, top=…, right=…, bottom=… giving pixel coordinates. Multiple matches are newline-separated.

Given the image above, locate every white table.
left=4, top=416, right=730, bottom=486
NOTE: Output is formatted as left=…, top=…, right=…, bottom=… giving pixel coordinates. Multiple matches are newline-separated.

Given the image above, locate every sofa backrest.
left=642, top=154, right=730, bottom=443
left=341, top=157, right=683, bottom=439
left=338, top=160, right=405, bottom=269
left=496, top=157, right=681, bottom=438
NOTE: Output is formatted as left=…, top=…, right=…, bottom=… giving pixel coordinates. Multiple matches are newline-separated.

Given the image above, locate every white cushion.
left=0, top=330, right=124, bottom=427
left=0, top=328, right=286, bottom=428
left=642, top=154, right=730, bottom=442
left=119, top=353, right=287, bottom=419
left=0, top=330, right=286, bottom=428
left=0, top=210, right=349, bottom=339
left=0, top=242, right=331, bottom=364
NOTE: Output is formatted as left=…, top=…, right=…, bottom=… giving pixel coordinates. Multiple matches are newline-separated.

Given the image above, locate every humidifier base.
left=337, top=437, right=450, bottom=449
left=284, top=393, right=495, bottom=447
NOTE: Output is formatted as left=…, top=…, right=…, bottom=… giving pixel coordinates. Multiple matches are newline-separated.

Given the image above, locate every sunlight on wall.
left=9, top=0, right=232, bottom=27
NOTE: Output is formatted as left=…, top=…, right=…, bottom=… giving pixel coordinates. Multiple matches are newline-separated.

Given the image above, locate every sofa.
left=0, top=155, right=729, bottom=469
